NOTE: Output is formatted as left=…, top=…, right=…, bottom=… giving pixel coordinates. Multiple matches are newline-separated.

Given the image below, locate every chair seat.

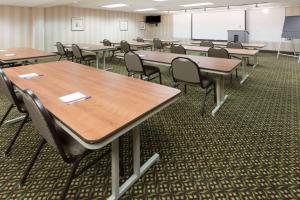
left=201, top=78, right=215, bottom=88
left=66, top=51, right=73, bottom=57
left=16, top=92, right=27, bottom=112
left=144, top=65, right=160, bottom=76
left=55, top=125, right=88, bottom=156
left=115, top=52, right=125, bottom=58
left=83, top=55, right=96, bottom=61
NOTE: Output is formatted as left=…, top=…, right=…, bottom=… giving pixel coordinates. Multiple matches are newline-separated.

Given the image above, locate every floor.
left=0, top=53, right=299, bottom=199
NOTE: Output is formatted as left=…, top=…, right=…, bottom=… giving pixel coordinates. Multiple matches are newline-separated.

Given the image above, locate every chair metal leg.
left=235, top=68, right=238, bottom=78
left=230, top=74, right=233, bottom=83
left=58, top=55, right=62, bottom=61
left=184, top=85, right=187, bottom=95
left=201, top=89, right=208, bottom=116
left=4, top=113, right=29, bottom=156
left=60, top=158, right=81, bottom=200
left=20, top=139, right=46, bottom=186
left=158, top=72, right=162, bottom=85
left=213, top=85, right=217, bottom=103
left=0, top=104, right=14, bottom=127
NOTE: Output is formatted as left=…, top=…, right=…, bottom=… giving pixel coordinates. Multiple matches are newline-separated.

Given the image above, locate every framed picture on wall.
left=139, top=21, right=146, bottom=30
left=71, top=17, right=85, bottom=31
left=120, top=21, right=128, bottom=31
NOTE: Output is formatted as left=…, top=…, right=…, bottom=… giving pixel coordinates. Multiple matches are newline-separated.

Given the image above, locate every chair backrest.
left=56, top=42, right=66, bottom=56
left=0, top=69, right=24, bottom=112
left=153, top=38, right=163, bottom=49
left=171, top=57, right=206, bottom=87
left=227, top=42, right=243, bottom=49
left=120, top=40, right=131, bottom=53
left=170, top=45, right=186, bottom=55
left=22, top=89, right=71, bottom=161
left=124, top=52, right=144, bottom=73
left=72, top=44, right=83, bottom=59
left=208, top=48, right=230, bottom=59
left=137, top=37, right=144, bottom=42
left=200, top=41, right=214, bottom=48
left=103, top=39, right=112, bottom=46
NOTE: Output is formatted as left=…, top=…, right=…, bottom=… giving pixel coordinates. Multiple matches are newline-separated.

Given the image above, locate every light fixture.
left=153, top=0, right=168, bottom=1
left=135, top=8, right=158, bottom=12
left=180, top=2, right=213, bottom=7
left=262, top=8, right=270, bottom=13
left=102, top=4, right=128, bottom=8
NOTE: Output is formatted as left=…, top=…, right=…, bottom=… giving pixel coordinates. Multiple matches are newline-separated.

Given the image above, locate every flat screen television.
left=145, top=16, right=161, bottom=24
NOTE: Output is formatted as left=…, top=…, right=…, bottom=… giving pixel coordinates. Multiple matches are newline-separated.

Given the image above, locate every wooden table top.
left=63, top=43, right=115, bottom=51
left=142, top=38, right=180, bottom=43
left=4, top=61, right=180, bottom=144
left=112, top=41, right=152, bottom=47
left=136, top=50, right=241, bottom=73
left=191, top=41, right=265, bottom=49
left=181, top=45, right=259, bottom=56
left=0, top=48, right=55, bottom=62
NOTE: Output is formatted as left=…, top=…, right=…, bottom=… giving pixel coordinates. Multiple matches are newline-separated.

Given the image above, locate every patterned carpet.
left=0, top=53, right=299, bottom=199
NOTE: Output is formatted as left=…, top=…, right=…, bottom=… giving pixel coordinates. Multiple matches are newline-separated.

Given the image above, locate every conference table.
left=62, top=43, right=115, bottom=70
left=191, top=41, right=266, bottom=49
left=178, top=45, right=259, bottom=84
left=0, top=47, right=55, bottom=67
left=110, top=41, right=152, bottom=49
left=3, top=60, right=181, bottom=200
left=138, top=38, right=180, bottom=44
left=136, top=50, right=241, bottom=116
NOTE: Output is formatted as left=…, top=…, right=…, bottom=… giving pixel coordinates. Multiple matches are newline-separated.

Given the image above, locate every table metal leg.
left=212, top=75, right=228, bottom=117
left=252, top=55, right=258, bottom=69
left=96, top=52, right=99, bottom=70
left=103, top=51, right=113, bottom=71
left=108, top=126, right=159, bottom=200
left=240, top=57, right=249, bottom=84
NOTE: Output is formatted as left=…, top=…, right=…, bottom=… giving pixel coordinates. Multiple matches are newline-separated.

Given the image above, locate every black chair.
left=19, top=89, right=110, bottom=200
left=200, top=41, right=214, bottom=48
left=136, top=37, right=144, bottom=42
left=227, top=42, right=243, bottom=49
left=124, top=52, right=162, bottom=84
left=0, top=69, right=29, bottom=156
left=171, top=57, right=216, bottom=116
left=102, top=39, right=112, bottom=46
left=72, top=44, right=96, bottom=66
left=56, top=42, right=73, bottom=61
left=170, top=44, right=186, bottom=55
left=114, top=41, right=137, bottom=62
left=153, top=38, right=164, bottom=51
left=102, top=39, right=119, bottom=61
left=208, top=47, right=238, bottom=82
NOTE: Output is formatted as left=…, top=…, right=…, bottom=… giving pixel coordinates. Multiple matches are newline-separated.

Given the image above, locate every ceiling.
left=0, top=0, right=299, bottom=13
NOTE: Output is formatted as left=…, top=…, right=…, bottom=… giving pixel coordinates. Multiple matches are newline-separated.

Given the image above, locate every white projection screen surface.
left=192, top=10, right=246, bottom=40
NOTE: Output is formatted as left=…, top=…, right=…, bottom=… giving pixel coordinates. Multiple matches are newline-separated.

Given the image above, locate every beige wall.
left=0, top=6, right=32, bottom=49
left=286, top=6, right=300, bottom=16
left=0, top=6, right=146, bottom=51
left=44, top=6, right=145, bottom=51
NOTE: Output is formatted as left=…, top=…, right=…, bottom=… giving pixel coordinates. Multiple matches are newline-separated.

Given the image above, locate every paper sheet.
left=59, top=92, right=90, bottom=104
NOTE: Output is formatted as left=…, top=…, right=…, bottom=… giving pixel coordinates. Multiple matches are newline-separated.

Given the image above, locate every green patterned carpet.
left=0, top=53, right=299, bottom=199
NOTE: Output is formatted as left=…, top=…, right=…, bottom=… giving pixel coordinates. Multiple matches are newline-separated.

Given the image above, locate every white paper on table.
left=4, top=53, right=16, bottom=57
left=59, top=92, right=90, bottom=104
left=18, top=73, right=40, bottom=79
left=139, top=54, right=146, bottom=57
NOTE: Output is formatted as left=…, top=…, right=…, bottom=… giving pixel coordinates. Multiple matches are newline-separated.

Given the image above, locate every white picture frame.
left=120, top=21, right=128, bottom=31
left=71, top=17, right=84, bottom=31
left=139, top=21, right=146, bottom=30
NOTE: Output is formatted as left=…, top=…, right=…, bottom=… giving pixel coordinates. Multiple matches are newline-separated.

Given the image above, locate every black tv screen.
left=145, top=16, right=161, bottom=24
